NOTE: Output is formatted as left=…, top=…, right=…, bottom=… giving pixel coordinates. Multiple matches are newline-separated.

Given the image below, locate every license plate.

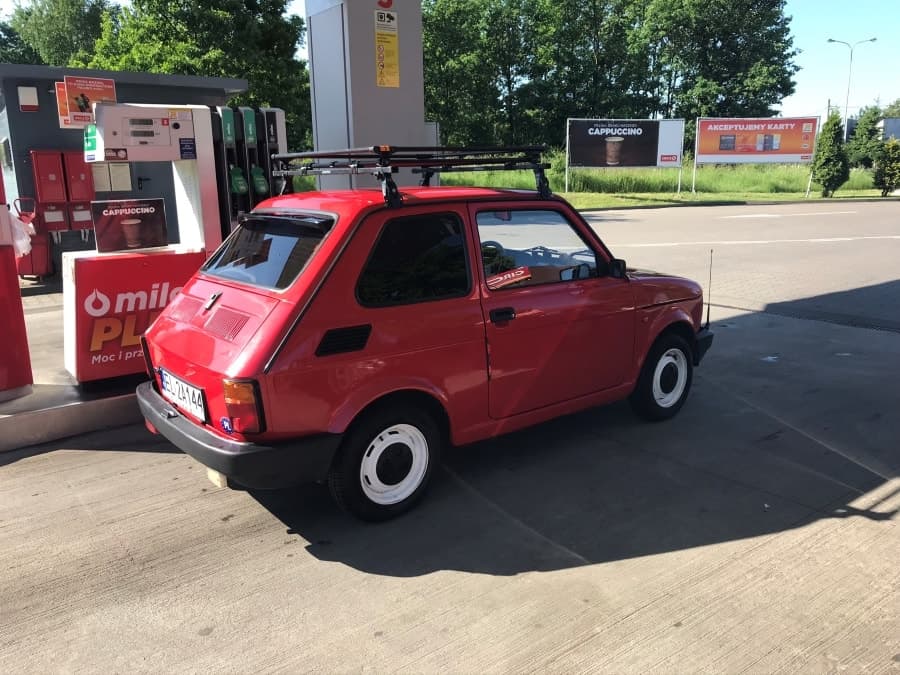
left=159, top=369, right=207, bottom=421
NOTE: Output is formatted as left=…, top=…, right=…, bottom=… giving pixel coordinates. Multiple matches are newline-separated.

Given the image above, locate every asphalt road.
left=2, top=201, right=898, bottom=673
left=586, top=200, right=900, bottom=332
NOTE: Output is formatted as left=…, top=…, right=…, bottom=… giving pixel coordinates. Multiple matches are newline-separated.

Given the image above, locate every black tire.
left=630, top=333, right=694, bottom=421
left=328, top=404, right=441, bottom=522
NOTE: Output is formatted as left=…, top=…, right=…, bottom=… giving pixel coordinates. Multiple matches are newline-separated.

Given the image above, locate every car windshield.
left=201, top=214, right=333, bottom=290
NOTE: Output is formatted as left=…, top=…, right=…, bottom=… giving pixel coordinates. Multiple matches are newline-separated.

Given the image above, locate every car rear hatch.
left=143, top=212, right=334, bottom=433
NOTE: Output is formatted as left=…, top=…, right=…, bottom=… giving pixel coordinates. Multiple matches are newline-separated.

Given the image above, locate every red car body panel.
left=142, top=186, right=706, bottom=452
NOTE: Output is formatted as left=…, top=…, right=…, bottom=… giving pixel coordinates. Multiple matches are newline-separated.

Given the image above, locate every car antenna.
left=706, top=248, right=713, bottom=329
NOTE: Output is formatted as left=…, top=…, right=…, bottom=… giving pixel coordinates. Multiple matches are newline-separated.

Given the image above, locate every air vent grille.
left=204, top=307, right=250, bottom=341
left=316, top=324, right=373, bottom=357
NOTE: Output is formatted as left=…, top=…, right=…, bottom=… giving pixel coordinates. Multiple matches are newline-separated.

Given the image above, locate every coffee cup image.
left=121, top=218, right=143, bottom=248
left=605, top=136, right=624, bottom=165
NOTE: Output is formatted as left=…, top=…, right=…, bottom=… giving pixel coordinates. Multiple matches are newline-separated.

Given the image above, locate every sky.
left=2, top=0, right=898, bottom=123
left=777, top=0, right=898, bottom=120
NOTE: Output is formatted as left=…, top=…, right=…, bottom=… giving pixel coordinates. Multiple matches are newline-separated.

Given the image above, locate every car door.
left=470, top=203, right=635, bottom=419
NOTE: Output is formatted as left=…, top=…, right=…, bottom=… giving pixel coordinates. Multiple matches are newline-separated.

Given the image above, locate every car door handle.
left=489, top=307, right=516, bottom=323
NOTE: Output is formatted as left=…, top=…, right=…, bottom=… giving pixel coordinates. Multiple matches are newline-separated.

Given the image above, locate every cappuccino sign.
left=91, top=198, right=168, bottom=253
left=567, top=118, right=685, bottom=168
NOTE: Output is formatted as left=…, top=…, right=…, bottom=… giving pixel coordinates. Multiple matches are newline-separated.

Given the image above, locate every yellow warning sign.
left=375, top=10, right=399, bottom=88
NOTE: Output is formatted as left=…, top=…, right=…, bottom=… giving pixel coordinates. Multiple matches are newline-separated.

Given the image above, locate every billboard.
left=60, top=76, right=117, bottom=129
left=567, top=119, right=685, bottom=168
left=91, top=199, right=168, bottom=253
left=65, top=251, right=206, bottom=382
left=695, top=116, right=819, bottom=164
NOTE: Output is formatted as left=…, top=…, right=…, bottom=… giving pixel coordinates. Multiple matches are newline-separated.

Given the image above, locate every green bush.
left=811, top=111, right=850, bottom=197
left=846, top=106, right=884, bottom=168
left=292, top=175, right=317, bottom=192
left=873, top=138, right=900, bottom=196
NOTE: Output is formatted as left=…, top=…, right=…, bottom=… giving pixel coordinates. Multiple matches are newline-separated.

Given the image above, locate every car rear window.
left=202, top=214, right=333, bottom=290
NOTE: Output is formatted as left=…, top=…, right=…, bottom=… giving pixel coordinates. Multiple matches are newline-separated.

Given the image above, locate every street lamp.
left=827, top=37, right=877, bottom=140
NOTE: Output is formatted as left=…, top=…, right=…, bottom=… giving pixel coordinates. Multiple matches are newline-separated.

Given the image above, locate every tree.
left=11, top=0, right=110, bottom=66
left=533, top=0, right=655, bottom=143
left=79, top=0, right=311, bottom=150
left=481, top=0, right=546, bottom=145
left=422, top=0, right=799, bottom=148
left=846, top=105, right=883, bottom=168
left=641, top=0, right=798, bottom=149
left=882, top=98, right=900, bottom=118
left=422, top=0, right=500, bottom=145
left=873, top=138, right=900, bottom=197
left=811, top=111, right=850, bottom=197
left=0, top=21, right=43, bottom=64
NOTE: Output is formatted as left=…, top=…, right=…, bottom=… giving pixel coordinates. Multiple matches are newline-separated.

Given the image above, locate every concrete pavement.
left=0, top=277, right=142, bottom=454
left=1, top=201, right=898, bottom=672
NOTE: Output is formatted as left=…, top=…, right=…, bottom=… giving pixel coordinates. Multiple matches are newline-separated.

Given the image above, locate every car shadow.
left=252, top=389, right=893, bottom=577
left=764, top=279, right=900, bottom=333
left=0, top=419, right=178, bottom=468
left=252, top=278, right=900, bottom=576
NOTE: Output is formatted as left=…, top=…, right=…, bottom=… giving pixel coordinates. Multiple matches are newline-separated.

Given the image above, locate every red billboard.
left=61, top=75, right=117, bottom=128
left=64, top=250, right=206, bottom=382
left=695, top=116, right=819, bottom=164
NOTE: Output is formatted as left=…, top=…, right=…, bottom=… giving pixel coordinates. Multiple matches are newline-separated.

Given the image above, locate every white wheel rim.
left=359, top=424, right=429, bottom=505
left=652, top=348, right=688, bottom=408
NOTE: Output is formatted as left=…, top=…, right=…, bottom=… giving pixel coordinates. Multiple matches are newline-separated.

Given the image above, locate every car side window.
left=357, top=212, right=470, bottom=307
left=476, top=209, right=599, bottom=290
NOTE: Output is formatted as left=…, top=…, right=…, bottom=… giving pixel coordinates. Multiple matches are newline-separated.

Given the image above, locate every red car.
left=137, top=146, right=713, bottom=521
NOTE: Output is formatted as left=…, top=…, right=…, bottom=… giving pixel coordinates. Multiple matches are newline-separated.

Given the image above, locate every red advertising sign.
left=92, top=199, right=168, bottom=253
left=63, top=75, right=117, bottom=129
left=65, top=250, right=207, bottom=382
left=54, top=82, right=70, bottom=128
left=695, top=116, right=819, bottom=164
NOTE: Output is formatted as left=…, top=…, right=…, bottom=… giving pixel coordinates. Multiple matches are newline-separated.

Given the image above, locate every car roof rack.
left=271, top=145, right=551, bottom=207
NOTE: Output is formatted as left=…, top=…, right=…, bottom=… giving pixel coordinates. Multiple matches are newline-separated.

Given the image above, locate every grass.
left=558, top=189, right=881, bottom=210
left=291, top=150, right=887, bottom=209
left=438, top=150, right=882, bottom=208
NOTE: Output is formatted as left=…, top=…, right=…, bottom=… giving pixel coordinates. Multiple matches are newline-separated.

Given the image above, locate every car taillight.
left=222, top=379, right=265, bottom=434
left=140, top=336, right=155, bottom=378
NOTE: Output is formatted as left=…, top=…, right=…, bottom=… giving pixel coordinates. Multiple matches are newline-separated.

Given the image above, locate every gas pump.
left=62, top=103, right=219, bottom=382
left=210, top=107, right=231, bottom=238
left=216, top=106, right=248, bottom=231
left=258, top=108, right=288, bottom=194
left=235, top=106, right=270, bottom=206
left=85, top=103, right=221, bottom=249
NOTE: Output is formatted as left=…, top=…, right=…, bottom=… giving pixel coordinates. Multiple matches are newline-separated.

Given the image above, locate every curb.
left=0, top=393, right=142, bottom=453
left=576, top=196, right=900, bottom=212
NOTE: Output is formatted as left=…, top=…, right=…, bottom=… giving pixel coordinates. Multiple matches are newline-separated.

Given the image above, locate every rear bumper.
left=693, top=328, right=714, bottom=365
left=136, top=381, right=342, bottom=489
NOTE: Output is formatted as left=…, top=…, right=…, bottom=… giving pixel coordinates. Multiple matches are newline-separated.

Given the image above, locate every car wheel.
left=328, top=405, right=441, bottom=521
left=630, top=333, right=693, bottom=421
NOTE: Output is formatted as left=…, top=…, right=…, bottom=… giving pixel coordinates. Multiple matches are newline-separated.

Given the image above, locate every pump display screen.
left=121, top=117, right=172, bottom=146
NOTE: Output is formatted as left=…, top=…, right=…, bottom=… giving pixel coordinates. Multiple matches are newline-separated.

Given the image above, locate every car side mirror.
left=609, top=258, right=627, bottom=279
